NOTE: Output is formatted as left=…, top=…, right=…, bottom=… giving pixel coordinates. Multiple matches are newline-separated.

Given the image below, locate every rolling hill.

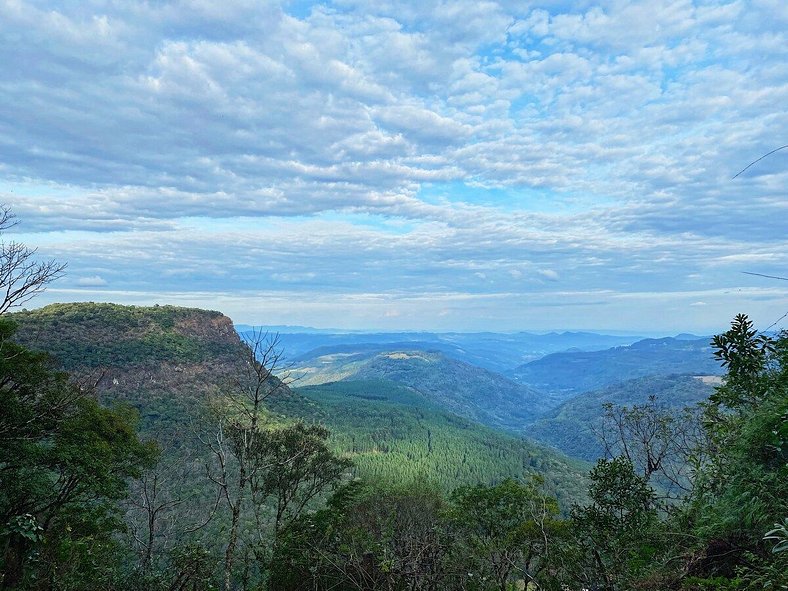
left=293, top=348, right=555, bottom=431
left=510, top=336, right=722, bottom=401
left=526, top=374, right=717, bottom=461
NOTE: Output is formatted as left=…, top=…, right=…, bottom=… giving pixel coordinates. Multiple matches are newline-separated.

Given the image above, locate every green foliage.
left=710, top=313, right=775, bottom=408
left=568, top=458, right=661, bottom=590
left=11, top=303, right=240, bottom=370
left=446, top=478, right=563, bottom=590
left=248, top=422, right=353, bottom=533
left=166, top=543, right=219, bottom=591
left=271, top=477, right=566, bottom=591
left=270, top=380, right=588, bottom=505
left=765, top=518, right=788, bottom=554
left=269, top=479, right=448, bottom=591
left=695, top=323, right=787, bottom=545
left=0, top=317, right=156, bottom=589
left=683, top=576, right=743, bottom=590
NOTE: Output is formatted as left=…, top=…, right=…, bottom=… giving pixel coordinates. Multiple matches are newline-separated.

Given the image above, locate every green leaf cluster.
left=0, top=317, right=156, bottom=589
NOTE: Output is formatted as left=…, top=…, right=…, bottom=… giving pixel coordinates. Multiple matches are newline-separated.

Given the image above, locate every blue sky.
left=1, top=0, right=787, bottom=333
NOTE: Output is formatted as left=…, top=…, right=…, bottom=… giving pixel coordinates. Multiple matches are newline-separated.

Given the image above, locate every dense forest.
left=1, top=212, right=786, bottom=590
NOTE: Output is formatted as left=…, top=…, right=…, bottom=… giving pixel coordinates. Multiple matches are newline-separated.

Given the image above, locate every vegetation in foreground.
left=3, top=306, right=786, bottom=590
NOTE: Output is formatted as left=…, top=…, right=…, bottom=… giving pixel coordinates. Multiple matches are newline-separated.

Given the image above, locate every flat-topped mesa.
left=11, top=302, right=244, bottom=369
left=9, top=303, right=267, bottom=421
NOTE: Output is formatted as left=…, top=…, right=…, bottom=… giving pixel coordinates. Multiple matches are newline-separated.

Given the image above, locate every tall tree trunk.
left=2, top=536, right=26, bottom=590
left=224, top=502, right=241, bottom=591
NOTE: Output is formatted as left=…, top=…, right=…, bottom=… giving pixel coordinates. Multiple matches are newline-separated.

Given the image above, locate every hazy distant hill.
left=526, top=374, right=717, bottom=461
left=242, top=329, right=644, bottom=373
left=510, top=336, right=722, bottom=400
left=294, top=348, right=554, bottom=431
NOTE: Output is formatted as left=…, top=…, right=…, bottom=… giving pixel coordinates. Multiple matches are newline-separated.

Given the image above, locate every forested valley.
left=1, top=214, right=786, bottom=591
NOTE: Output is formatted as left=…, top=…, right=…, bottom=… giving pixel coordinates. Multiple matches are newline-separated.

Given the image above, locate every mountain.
left=526, top=374, right=717, bottom=461
left=11, top=302, right=248, bottom=432
left=241, top=329, right=644, bottom=374
left=510, top=336, right=723, bottom=401
left=293, top=348, right=554, bottom=431
left=11, top=302, right=587, bottom=501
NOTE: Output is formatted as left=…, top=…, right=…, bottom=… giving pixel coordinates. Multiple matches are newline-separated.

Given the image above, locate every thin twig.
left=742, top=271, right=788, bottom=281
left=732, top=144, right=788, bottom=179
left=764, top=311, right=788, bottom=333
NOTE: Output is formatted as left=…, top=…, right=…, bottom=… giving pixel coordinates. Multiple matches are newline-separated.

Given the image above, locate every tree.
left=203, top=330, right=348, bottom=590
left=709, top=313, right=775, bottom=409
left=203, top=330, right=291, bottom=591
left=0, top=204, right=65, bottom=315
left=0, top=209, right=154, bottom=589
left=125, top=447, right=208, bottom=579
left=596, top=396, right=706, bottom=503
left=685, top=316, right=788, bottom=586
left=269, top=479, right=449, bottom=591
left=250, top=422, right=351, bottom=538
left=447, top=478, right=561, bottom=591
left=0, top=317, right=156, bottom=589
left=570, top=458, right=658, bottom=591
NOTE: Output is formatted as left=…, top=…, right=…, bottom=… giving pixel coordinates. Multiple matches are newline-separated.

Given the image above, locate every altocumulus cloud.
left=1, top=0, right=787, bottom=332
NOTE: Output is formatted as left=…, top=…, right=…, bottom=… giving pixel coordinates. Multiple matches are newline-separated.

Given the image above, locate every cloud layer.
left=2, top=0, right=786, bottom=331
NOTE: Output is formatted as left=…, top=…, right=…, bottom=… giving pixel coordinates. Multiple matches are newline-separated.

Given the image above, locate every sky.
left=1, top=0, right=787, bottom=333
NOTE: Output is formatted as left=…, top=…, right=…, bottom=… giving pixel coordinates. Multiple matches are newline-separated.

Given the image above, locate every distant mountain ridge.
left=510, top=336, right=722, bottom=401
left=244, top=329, right=645, bottom=373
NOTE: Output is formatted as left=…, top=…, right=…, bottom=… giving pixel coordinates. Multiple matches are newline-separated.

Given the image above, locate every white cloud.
left=537, top=269, right=560, bottom=282
left=76, top=275, right=108, bottom=286
left=1, top=0, right=786, bottom=331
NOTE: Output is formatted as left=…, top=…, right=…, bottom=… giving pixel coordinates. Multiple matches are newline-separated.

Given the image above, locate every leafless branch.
left=0, top=205, right=66, bottom=314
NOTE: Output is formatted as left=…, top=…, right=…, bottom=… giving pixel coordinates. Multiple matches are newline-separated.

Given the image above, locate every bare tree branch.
left=0, top=205, right=66, bottom=315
